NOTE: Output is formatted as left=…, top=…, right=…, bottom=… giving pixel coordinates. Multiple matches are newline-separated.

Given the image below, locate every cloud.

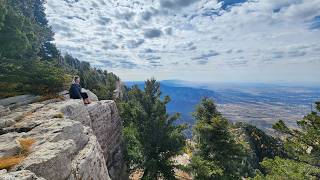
left=310, top=16, right=320, bottom=29
left=148, top=59, right=163, bottom=67
left=101, top=40, right=119, bottom=50
left=99, top=60, right=115, bottom=67
left=140, top=11, right=153, bottom=21
left=175, top=42, right=197, bottom=51
left=140, top=48, right=159, bottom=53
left=96, top=16, right=111, bottom=25
left=192, top=50, right=220, bottom=60
left=218, top=0, right=247, bottom=10
left=51, top=22, right=71, bottom=33
left=143, top=28, right=163, bottom=38
left=126, top=39, right=145, bottom=49
left=271, top=51, right=284, bottom=59
left=160, top=0, right=199, bottom=9
left=138, top=53, right=162, bottom=60
left=191, top=50, right=220, bottom=65
left=115, top=10, right=135, bottom=21
left=146, top=56, right=161, bottom=61
left=196, top=60, right=209, bottom=65
left=118, top=60, right=138, bottom=69
left=288, top=50, right=306, bottom=58
left=164, top=27, right=173, bottom=35
left=227, top=59, right=248, bottom=66
left=226, top=49, right=233, bottom=54
left=45, top=0, right=320, bottom=83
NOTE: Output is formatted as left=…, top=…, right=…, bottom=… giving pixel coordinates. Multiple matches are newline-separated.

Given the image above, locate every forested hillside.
left=189, top=98, right=320, bottom=179
left=0, top=0, right=118, bottom=99
left=122, top=81, right=320, bottom=179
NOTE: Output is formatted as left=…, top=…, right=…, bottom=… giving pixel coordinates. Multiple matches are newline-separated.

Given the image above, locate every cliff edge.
left=0, top=98, right=126, bottom=180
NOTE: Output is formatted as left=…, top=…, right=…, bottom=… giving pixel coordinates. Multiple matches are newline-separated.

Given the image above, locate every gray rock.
left=69, top=127, right=111, bottom=180
left=62, top=100, right=127, bottom=179
left=19, top=140, right=76, bottom=180
left=0, top=99, right=127, bottom=180
left=86, top=90, right=99, bottom=102
left=0, top=106, right=10, bottom=117
left=0, top=95, right=40, bottom=109
left=113, top=81, right=124, bottom=99
left=0, top=170, right=45, bottom=180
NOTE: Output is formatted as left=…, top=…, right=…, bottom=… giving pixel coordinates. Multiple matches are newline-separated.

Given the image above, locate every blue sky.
left=45, top=0, right=320, bottom=84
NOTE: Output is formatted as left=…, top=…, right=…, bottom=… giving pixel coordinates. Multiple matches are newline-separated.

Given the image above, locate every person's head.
left=74, top=76, right=80, bottom=84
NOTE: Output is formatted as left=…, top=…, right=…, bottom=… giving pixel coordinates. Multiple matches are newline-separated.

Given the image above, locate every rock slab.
left=0, top=98, right=126, bottom=180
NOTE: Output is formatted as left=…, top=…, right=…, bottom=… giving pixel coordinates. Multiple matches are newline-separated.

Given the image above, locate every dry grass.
left=175, top=170, right=192, bottom=180
left=0, top=138, right=36, bottom=170
left=53, top=112, right=64, bottom=118
left=14, top=111, right=34, bottom=122
left=18, top=138, right=36, bottom=154
left=129, top=169, right=144, bottom=180
left=23, top=111, right=34, bottom=118
left=0, top=155, right=25, bottom=170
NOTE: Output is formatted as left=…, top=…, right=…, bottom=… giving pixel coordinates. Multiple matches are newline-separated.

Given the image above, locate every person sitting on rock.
left=69, top=76, right=91, bottom=104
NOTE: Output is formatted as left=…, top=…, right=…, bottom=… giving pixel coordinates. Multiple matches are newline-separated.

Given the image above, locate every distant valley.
left=126, top=80, right=320, bottom=136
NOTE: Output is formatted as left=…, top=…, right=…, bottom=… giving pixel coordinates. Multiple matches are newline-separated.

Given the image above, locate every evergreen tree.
left=0, top=0, right=119, bottom=99
left=0, top=0, right=68, bottom=97
left=0, top=0, right=7, bottom=31
left=254, top=101, right=320, bottom=179
left=273, top=101, right=320, bottom=166
left=253, top=157, right=320, bottom=180
left=241, top=124, right=287, bottom=163
left=190, top=98, right=252, bottom=179
left=119, top=79, right=186, bottom=179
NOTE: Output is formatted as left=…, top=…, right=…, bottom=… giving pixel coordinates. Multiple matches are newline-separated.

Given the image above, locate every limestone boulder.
left=86, top=90, right=99, bottom=102
left=0, top=106, right=10, bottom=118
left=0, top=99, right=114, bottom=180
left=0, top=95, right=40, bottom=109
left=0, top=170, right=45, bottom=180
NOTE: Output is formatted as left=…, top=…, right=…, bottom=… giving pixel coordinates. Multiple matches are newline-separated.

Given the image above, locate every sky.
left=45, top=0, right=320, bottom=84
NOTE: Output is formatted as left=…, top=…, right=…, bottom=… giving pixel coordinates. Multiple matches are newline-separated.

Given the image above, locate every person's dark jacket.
left=69, top=84, right=82, bottom=99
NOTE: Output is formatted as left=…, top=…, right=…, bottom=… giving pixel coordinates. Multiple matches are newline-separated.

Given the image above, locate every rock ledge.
left=0, top=99, right=125, bottom=180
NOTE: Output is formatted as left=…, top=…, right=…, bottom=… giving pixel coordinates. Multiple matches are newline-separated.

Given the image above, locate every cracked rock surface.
left=0, top=99, right=125, bottom=180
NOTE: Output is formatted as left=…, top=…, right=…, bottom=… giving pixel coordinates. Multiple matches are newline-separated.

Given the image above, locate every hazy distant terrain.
left=126, top=81, right=320, bottom=135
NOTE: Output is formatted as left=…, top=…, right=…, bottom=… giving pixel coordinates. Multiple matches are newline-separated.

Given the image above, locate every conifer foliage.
left=254, top=102, right=320, bottom=179
left=0, top=0, right=119, bottom=99
left=190, top=98, right=252, bottom=179
left=119, top=79, right=186, bottom=179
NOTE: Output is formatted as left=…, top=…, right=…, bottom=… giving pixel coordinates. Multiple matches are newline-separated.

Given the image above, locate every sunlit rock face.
left=0, top=98, right=126, bottom=180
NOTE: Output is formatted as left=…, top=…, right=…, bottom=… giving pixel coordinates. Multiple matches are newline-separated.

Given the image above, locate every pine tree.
left=254, top=101, right=320, bottom=179
left=0, top=0, right=67, bottom=97
left=119, top=79, right=186, bottom=179
left=190, top=98, right=251, bottom=179
left=0, top=0, right=7, bottom=31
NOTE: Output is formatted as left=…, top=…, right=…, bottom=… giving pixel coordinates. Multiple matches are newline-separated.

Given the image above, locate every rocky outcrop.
left=0, top=98, right=126, bottom=180
left=113, top=81, right=124, bottom=99
left=61, top=100, right=126, bottom=179
left=86, top=90, right=99, bottom=102
left=0, top=170, right=45, bottom=180
left=0, top=95, right=40, bottom=109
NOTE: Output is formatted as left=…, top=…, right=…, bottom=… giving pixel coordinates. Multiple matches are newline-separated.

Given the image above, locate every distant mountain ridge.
left=126, top=80, right=320, bottom=136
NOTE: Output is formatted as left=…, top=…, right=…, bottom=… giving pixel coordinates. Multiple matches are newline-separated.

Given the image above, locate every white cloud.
left=45, top=0, right=320, bottom=84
